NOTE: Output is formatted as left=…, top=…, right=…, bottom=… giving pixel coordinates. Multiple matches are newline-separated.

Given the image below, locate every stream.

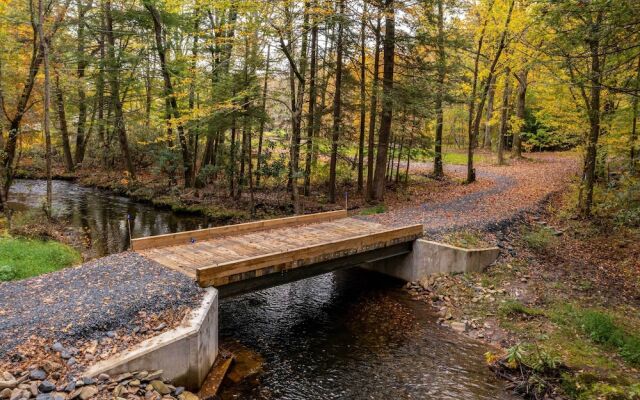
left=6, top=179, right=515, bottom=399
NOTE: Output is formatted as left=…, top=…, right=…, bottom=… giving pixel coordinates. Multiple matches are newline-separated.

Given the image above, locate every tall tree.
left=433, top=0, right=446, bottom=178
left=371, top=0, right=396, bottom=201
left=329, top=0, right=345, bottom=203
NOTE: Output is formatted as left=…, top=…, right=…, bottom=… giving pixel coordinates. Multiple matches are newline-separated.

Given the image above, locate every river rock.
left=113, top=373, right=132, bottom=383
left=51, top=343, right=65, bottom=354
left=0, top=388, right=12, bottom=399
left=8, top=388, right=23, bottom=400
left=150, top=382, right=169, bottom=396
left=128, top=380, right=140, bottom=387
left=29, top=370, right=47, bottom=381
left=450, top=321, right=468, bottom=333
left=0, top=381, right=16, bottom=391
left=177, top=392, right=198, bottom=400
left=39, top=381, right=56, bottom=393
left=144, top=371, right=163, bottom=382
left=29, top=383, right=38, bottom=397
left=36, top=394, right=52, bottom=400
left=78, top=386, right=98, bottom=400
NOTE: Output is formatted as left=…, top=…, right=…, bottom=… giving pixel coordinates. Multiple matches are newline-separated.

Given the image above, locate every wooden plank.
left=131, top=210, right=347, bottom=250
left=196, top=224, right=423, bottom=287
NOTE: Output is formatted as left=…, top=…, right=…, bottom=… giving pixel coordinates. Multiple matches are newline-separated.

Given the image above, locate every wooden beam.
left=196, top=224, right=423, bottom=287
left=131, top=210, right=348, bottom=251
left=217, top=242, right=413, bottom=298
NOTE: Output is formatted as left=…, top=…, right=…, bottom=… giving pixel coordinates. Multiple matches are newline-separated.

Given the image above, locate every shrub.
left=523, top=226, right=557, bottom=251
left=578, top=310, right=640, bottom=366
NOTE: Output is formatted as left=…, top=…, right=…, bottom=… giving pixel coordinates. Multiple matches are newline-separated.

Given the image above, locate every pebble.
left=0, top=382, right=16, bottom=391
left=144, top=371, right=163, bottom=382
left=78, top=386, right=98, bottom=400
left=450, top=321, right=468, bottom=333
left=29, top=370, right=47, bottom=381
left=0, top=389, right=11, bottom=399
left=38, top=381, right=56, bottom=393
left=51, top=343, right=65, bottom=354
left=153, top=381, right=172, bottom=395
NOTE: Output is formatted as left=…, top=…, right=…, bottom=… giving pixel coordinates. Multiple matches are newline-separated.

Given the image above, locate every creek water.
left=7, top=179, right=515, bottom=399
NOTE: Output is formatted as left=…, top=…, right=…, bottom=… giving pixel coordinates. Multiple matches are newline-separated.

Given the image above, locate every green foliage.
left=594, top=176, right=640, bottom=227
left=499, top=300, right=544, bottom=318
left=578, top=310, right=640, bottom=366
left=521, top=108, right=581, bottom=152
left=0, top=237, right=82, bottom=281
left=360, top=204, right=386, bottom=215
left=522, top=225, right=557, bottom=251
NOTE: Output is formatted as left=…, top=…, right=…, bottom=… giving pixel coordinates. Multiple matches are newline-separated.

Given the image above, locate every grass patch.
left=359, top=204, right=386, bottom=215
left=578, top=310, right=640, bottom=366
left=0, top=236, right=81, bottom=281
left=499, top=300, right=544, bottom=318
left=522, top=226, right=557, bottom=251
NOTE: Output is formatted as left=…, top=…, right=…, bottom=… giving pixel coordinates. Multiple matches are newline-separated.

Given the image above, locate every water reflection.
left=6, top=179, right=214, bottom=256
left=219, top=269, right=515, bottom=400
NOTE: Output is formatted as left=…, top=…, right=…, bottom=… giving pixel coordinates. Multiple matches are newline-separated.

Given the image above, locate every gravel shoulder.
left=0, top=252, right=203, bottom=370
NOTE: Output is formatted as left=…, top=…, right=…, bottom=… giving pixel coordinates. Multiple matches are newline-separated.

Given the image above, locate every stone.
left=177, top=392, right=198, bottom=400
left=29, top=383, right=38, bottom=397
left=450, top=321, right=468, bottom=333
left=67, top=389, right=81, bottom=400
left=42, top=362, right=61, bottom=374
left=51, top=393, right=66, bottom=400
left=8, top=388, right=22, bottom=400
left=29, top=370, right=46, bottom=381
left=51, top=343, right=65, bottom=354
left=80, top=379, right=94, bottom=387
left=128, top=380, right=140, bottom=387
left=39, top=381, right=56, bottom=393
left=149, top=382, right=169, bottom=396
left=105, top=331, right=116, bottom=339
left=59, top=352, right=71, bottom=361
left=78, top=386, right=97, bottom=400
left=66, top=359, right=76, bottom=368
left=0, top=382, right=17, bottom=391
left=134, top=372, right=148, bottom=381
left=143, top=371, right=162, bottom=382
left=1, top=375, right=14, bottom=383
left=36, top=395, right=52, bottom=400
left=113, top=385, right=126, bottom=397
left=113, top=373, right=132, bottom=383
left=1, top=389, right=12, bottom=399
left=172, top=388, right=184, bottom=396
left=97, top=374, right=110, bottom=383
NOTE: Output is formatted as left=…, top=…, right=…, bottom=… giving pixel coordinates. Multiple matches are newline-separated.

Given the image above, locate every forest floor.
left=407, top=189, right=640, bottom=399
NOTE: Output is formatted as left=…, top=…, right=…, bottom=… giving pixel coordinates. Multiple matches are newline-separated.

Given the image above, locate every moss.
left=443, top=230, right=491, bottom=249
left=522, top=225, right=557, bottom=251
left=499, top=300, right=544, bottom=318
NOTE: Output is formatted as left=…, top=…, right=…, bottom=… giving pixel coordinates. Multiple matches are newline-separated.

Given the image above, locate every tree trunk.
left=630, top=55, right=640, bottom=172
left=303, top=6, right=318, bottom=197
left=366, top=17, right=382, bottom=201
left=105, top=0, right=136, bottom=179
left=512, top=68, right=528, bottom=158
left=257, top=44, right=270, bottom=188
left=53, top=73, right=74, bottom=172
left=482, top=74, right=497, bottom=148
left=433, top=0, right=446, bottom=178
left=37, top=0, right=53, bottom=215
left=145, top=2, right=193, bottom=187
left=497, top=67, right=511, bottom=165
left=329, top=0, right=345, bottom=203
left=579, top=17, right=603, bottom=217
left=371, top=0, right=395, bottom=201
left=468, top=0, right=513, bottom=182
left=357, top=3, right=367, bottom=192
left=74, top=0, right=89, bottom=166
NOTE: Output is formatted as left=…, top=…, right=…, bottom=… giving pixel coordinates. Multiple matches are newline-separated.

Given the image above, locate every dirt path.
left=360, top=153, right=579, bottom=234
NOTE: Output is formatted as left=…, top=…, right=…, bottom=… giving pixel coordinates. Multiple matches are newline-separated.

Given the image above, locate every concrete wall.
left=365, top=239, right=500, bottom=281
left=86, top=287, right=218, bottom=390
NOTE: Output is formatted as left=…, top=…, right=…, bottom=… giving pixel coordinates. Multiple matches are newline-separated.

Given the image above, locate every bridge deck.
left=135, top=211, right=422, bottom=288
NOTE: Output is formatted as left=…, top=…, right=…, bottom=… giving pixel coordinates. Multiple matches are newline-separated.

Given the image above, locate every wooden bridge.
left=132, top=210, right=423, bottom=297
